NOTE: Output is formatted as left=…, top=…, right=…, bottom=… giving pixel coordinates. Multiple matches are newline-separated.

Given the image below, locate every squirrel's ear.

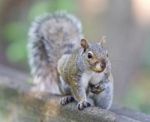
left=81, top=39, right=89, bottom=50
left=99, top=36, right=106, bottom=46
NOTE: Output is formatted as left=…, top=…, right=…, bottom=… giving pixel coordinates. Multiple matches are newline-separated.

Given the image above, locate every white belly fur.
left=80, top=71, right=105, bottom=89
left=90, top=72, right=105, bottom=84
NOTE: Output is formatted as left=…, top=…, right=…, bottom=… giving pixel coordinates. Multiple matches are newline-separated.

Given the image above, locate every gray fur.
left=89, top=59, right=113, bottom=109
left=88, top=74, right=113, bottom=109
left=58, top=42, right=113, bottom=110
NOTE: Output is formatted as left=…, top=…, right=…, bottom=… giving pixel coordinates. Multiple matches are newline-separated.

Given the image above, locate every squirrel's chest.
left=80, top=71, right=104, bottom=85
left=90, top=72, right=105, bottom=84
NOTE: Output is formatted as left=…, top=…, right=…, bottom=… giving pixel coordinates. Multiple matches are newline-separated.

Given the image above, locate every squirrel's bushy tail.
left=28, top=12, right=82, bottom=94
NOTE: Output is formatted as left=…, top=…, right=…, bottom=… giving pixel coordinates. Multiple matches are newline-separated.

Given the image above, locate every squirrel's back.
left=28, top=12, right=82, bottom=94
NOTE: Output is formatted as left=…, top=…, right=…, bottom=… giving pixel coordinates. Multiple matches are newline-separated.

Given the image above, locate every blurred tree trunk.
left=1, top=0, right=30, bottom=23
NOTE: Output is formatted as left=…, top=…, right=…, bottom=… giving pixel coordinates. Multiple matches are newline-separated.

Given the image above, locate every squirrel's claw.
left=60, top=96, right=75, bottom=105
left=77, top=100, right=91, bottom=110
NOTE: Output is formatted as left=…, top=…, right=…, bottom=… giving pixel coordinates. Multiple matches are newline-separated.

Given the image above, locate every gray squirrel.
left=28, top=12, right=113, bottom=110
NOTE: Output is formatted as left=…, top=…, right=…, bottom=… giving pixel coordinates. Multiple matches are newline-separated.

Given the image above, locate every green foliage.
left=142, top=38, right=150, bottom=69
left=28, top=0, right=76, bottom=21
left=124, top=88, right=144, bottom=111
left=124, top=85, right=150, bottom=114
left=28, top=1, right=54, bottom=21
left=139, top=104, right=150, bottom=114
left=4, top=0, right=76, bottom=64
left=4, top=22, right=28, bottom=62
left=4, top=22, right=27, bottom=42
left=56, top=0, right=76, bottom=12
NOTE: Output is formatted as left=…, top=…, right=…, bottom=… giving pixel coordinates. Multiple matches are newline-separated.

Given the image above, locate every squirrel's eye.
left=88, top=52, right=93, bottom=59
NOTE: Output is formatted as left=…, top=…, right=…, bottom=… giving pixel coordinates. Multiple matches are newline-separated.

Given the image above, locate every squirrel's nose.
left=100, top=59, right=106, bottom=69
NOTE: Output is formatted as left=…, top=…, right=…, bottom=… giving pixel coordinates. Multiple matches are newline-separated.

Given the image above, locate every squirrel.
left=28, top=12, right=113, bottom=110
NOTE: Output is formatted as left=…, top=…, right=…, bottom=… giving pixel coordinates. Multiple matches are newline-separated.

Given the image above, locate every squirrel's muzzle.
left=100, top=59, right=106, bottom=69
left=94, top=59, right=106, bottom=73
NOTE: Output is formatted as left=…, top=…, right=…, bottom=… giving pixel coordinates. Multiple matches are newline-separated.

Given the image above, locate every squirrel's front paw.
left=77, top=100, right=91, bottom=110
left=60, top=96, right=75, bottom=105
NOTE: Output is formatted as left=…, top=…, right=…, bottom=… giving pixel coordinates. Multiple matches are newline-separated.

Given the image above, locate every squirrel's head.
left=81, top=37, right=108, bottom=73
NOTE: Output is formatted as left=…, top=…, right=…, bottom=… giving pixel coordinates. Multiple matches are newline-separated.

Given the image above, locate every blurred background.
left=0, top=0, right=150, bottom=115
